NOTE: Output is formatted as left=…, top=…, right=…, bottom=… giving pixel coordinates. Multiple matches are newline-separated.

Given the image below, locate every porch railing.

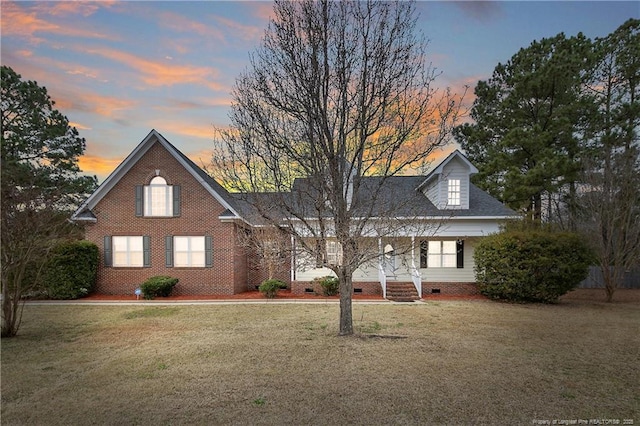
left=410, top=260, right=422, bottom=298
left=378, top=262, right=387, bottom=299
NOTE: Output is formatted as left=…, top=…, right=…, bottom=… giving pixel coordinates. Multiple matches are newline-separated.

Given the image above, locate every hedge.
left=474, top=229, right=592, bottom=303
left=44, top=240, right=99, bottom=299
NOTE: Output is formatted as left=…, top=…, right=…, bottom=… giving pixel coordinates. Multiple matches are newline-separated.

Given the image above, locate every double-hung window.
left=326, top=240, right=343, bottom=266
left=174, top=236, right=205, bottom=267
left=447, top=179, right=461, bottom=206
left=165, top=236, right=212, bottom=268
left=420, top=240, right=464, bottom=268
left=108, top=236, right=150, bottom=267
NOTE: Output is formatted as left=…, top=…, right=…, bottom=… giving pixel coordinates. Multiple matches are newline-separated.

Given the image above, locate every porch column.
left=290, top=235, right=295, bottom=282
left=378, top=237, right=386, bottom=299
left=411, top=236, right=422, bottom=297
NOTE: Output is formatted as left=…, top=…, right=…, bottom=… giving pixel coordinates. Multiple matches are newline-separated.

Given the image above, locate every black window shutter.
left=143, top=236, right=151, bottom=267
left=456, top=239, right=464, bottom=269
left=135, top=185, right=143, bottom=217
left=104, top=236, right=112, bottom=267
left=173, top=185, right=181, bottom=217
left=165, top=236, right=174, bottom=267
left=420, top=240, right=428, bottom=269
left=315, top=240, right=323, bottom=268
left=205, top=236, right=213, bottom=268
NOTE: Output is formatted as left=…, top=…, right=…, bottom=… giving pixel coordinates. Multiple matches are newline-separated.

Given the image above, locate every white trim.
left=284, top=215, right=518, bottom=222
left=417, top=149, right=479, bottom=190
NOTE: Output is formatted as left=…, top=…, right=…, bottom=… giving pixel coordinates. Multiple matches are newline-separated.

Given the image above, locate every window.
left=113, top=236, right=144, bottom=267
left=447, top=179, right=461, bottom=206
left=174, top=236, right=205, bottom=267
left=165, top=236, right=212, bottom=268
left=144, top=176, right=173, bottom=216
left=326, top=241, right=343, bottom=266
left=420, top=240, right=463, bottom=268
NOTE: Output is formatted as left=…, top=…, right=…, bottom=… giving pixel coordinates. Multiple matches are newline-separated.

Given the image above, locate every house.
left=72, top=129, right=515, bottom=299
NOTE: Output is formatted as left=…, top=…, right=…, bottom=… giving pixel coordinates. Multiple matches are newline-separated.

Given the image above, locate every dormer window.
left=135, top=177, right=181, bottom=217
left=447, top=179, right=461, bottom=206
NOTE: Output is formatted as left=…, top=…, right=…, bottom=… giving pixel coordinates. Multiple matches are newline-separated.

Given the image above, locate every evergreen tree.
left=454, top=33, right=592, bottom=221
left=1, top=65, right=97, bottom=337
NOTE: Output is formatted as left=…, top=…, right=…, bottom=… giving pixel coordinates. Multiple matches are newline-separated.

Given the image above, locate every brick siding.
left=85, top=141, right=248, bottom=295
left=291, top=280, right=383, bottom=296
left=421, top=282, right=479, bottom=296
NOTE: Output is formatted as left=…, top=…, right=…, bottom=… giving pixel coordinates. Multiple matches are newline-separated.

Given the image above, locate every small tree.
left=1, top=66, right=96, bottom=337
left=238, top=226, right=290, bottom=284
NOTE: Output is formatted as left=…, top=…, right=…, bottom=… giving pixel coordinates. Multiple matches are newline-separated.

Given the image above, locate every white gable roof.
left=71, top=129, right=241, bottom=221
left=416, top=149, right=479, bottom=190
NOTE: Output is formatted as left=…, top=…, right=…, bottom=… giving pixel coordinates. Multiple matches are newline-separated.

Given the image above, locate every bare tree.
left=575, top=19, right=640, bottom=302
left=238, top=225, right=291, bottom=286
left=213, top=0, right=463, bottom=335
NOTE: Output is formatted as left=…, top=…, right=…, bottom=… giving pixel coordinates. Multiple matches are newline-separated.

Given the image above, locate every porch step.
left=386, top=282, right=420, bottom=302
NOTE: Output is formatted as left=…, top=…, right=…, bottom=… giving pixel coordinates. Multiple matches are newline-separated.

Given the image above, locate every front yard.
left=2, top=293, right=638, bottom=424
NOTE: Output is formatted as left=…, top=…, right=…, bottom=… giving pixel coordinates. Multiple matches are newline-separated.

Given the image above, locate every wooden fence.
left=578, top=266, right=640, bottom=289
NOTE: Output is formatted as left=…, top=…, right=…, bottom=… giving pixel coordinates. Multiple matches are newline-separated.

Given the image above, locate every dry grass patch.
left=2, top=298, right=639, bottom=425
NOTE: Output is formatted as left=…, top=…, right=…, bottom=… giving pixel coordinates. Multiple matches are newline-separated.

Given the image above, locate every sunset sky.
left=2, top=1, right=638, bottom=183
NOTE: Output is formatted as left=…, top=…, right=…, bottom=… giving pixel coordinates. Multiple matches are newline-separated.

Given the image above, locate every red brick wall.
left=421, top=282, right=479, bottom=296
left=84, top=141, right=246, bottom=295
left=291, top=280, right=383, bottom=296
left=292, top=280, right=478, bottom=297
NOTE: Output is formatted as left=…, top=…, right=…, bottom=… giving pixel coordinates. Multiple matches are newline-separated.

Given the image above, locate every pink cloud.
left=1, top=1, right=117, bottom=44
left=156, top=10, right=225, bottom=41
left=79, top=46, right=224, bottom=91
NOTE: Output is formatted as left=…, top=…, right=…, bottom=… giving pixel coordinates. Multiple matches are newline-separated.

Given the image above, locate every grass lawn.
left=2, top=294, right=639, bottom=425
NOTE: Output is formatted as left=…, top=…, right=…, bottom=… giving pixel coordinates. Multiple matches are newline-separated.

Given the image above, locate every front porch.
left=290, top=235, right=479, bottom=300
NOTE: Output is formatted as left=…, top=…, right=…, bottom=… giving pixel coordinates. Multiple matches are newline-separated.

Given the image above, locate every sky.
left=2, top=1, right=638, bottom=183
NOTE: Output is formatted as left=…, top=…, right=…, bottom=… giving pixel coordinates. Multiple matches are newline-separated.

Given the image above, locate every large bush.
left=474, top=229, right=592, bottom=303
left=44, top=240, right=99, bottom=299
left=140, top=276, right=179, bottom=300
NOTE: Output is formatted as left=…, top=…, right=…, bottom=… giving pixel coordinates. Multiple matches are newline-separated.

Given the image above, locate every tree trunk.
left=337, top=268, right=353, bottom=336
left=602, top=264, right=616, bottom=303
left=1, top=289, right=19, bottom=338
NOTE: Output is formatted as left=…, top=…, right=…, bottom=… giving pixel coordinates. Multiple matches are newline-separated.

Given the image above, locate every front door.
left=383, top=243, right=396, bottom=279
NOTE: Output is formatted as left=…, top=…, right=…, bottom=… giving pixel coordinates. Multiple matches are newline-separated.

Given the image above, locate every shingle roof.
left=72, top=129, right=515, bottom=226
left=285, top=175, right=515, bottom=219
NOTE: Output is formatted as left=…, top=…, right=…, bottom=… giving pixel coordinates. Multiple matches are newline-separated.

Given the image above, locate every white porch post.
left=411, top=236, right=422, bottom=298
left=290, top=235, right=295, bottom=283
left=378, top=237, right=386, bottom=299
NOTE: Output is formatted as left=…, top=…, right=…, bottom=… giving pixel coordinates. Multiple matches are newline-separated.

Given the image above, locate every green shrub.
left=316, top=276, right=339, bottom=296
left=140, top=276, right=179, bottom=300
left=474, top=229, right=592, bottom=303
left=258, top=279, right=287, bottom=298
left=44, top=240, right=99, bottom=299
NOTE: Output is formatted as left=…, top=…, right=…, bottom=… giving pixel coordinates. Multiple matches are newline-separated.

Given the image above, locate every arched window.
left=144, top=176, right=173, bottom=216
